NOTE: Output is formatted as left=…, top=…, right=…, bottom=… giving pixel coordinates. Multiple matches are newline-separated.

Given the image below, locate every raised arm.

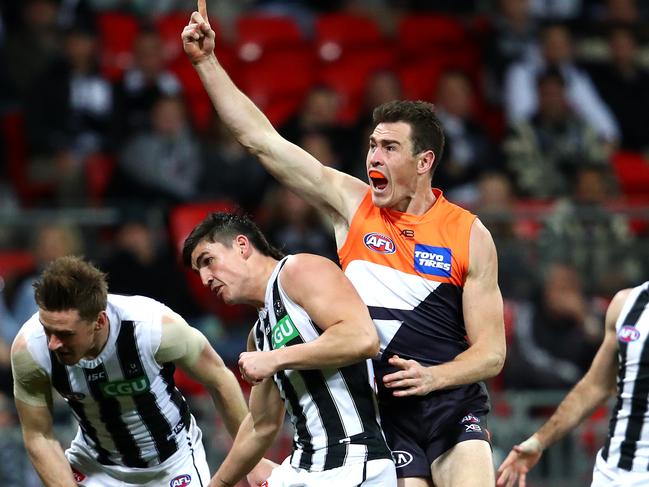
left=181, top=6, right=366, bottom=227
left=496, top=288, right=626, bottom=487
left=238, top=254, right=379, bottom=383
left=156, top=310, right=247, bottom=438
left=11, top=334, right=77, bottom=487
left=211, top=332, right=285, bottom=487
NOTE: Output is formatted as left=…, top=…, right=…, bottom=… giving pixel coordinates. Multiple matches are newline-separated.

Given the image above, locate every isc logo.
left=364, top=233, right=396, bottom=254
left=170, top=474, right=191, bottom=487
left=619, top=325, right=641, bottom=343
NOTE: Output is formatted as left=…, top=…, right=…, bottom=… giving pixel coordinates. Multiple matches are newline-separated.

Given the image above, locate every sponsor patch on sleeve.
left=414, top=245, right=452, bottom=277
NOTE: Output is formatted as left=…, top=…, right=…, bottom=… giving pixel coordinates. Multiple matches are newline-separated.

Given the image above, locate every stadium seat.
left=397, top=15, right=467, bottom=57
left=317, top=46, right=396, bottom=123
left=612, top=151, right=649, bottom=197
left=0, top=250, right=34, bottom=282
left=96, top=12, right=140, bottom=80
left=315, top=13, right=383, bottom=62
left=1, top=111, right=54, bottom=204
left=237, top=50, right=316, bottom=126
left=85, top=153, right=116, bottom=207
left=235, top=14, right=304, bottom=63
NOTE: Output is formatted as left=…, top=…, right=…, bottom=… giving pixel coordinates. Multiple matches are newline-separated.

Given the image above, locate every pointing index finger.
left=198, top=0, right=208, bottom=23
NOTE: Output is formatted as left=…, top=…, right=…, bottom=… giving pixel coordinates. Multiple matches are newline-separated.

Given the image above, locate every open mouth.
left=369, top=170, right=388, bottom=191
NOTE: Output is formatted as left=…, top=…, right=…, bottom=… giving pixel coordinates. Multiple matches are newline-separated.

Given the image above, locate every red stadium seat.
left=235, top=14, right=304, bottom=62
left=85, top=153, right=116, bottom=207
left=612, top=151, right=649, bottom=197
left=0, top=250, right=35, bottom=282
left=237, top=50, right=316, bottom=126
left=96, top=12, right=140, bottom=80
left=317, top=46, right=396, bottom=123
left=315, top=13, right=383, bottom=62
left=1, top=110, right=54, bottom=204
left=398, top=63, right=444, bottom=101
left=398, top=15, right=466, bottom=56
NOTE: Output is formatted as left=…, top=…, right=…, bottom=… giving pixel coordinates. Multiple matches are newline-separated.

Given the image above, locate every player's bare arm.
left=496, top=288, right=627, bottom=487
left=238, top=254, right=379, bottom=383
left=157, top=311, right=247, bottom=437
left=383, top=220, right=505, bottom=396
left=182, top=3, right=366, bottom=229
left=211, top=332, right=284, bottom=487
left=11, top=334, right=77, bottom=487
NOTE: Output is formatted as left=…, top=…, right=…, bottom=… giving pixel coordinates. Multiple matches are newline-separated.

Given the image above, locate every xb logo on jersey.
left=100, top=376, right=150, bottom=397
left=272, top=315, right=300, bottom=349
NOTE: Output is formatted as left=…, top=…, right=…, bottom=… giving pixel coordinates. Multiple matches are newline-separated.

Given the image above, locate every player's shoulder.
left=282, top=254, right=338, bottom=283
left=108, top=294, right=166, bottom=320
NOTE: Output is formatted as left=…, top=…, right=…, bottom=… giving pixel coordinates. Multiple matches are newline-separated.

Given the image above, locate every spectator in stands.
left=0, top=282, right=18, bottom=395
left=504, top=263, right=602, bottom=390
left=264, top=186, right=338, bottom=263
left=111, top=95, right=202, bottom=210
left=484, top=0, right=539, bottom=105
left=99, top=214, right=203, bottom=320
left=280, top=84, right=344, bottom=151
left=504, top=22, right=619, bottom=143
left=434, top=70, right=500, bottom=204
left=11, top=223, right=84, bottom=326
left=587, top=25, right=649, bottom=152
left=112, top=28, right=183, bottom=145
left=475, top=171, right=535, bottom=300
left=538, top=165, right=639, bottom=297
left=504, top=66, right=608, bottom=198
left=24, top=20, right=113, bottom=205
left=200, top=116, right=270, bottom=211
left=4, top=0, right=62, bottom=101
left=349, top=69, right=402, bottom=177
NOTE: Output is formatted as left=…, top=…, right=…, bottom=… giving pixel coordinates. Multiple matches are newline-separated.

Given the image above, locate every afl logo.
left=392, top=450, right=413, bottom=468
left=364, top=233, right=396, bottom=254
left=619, top=326, right=640, bottom=343
left=170, top=474, right=191, bottom=487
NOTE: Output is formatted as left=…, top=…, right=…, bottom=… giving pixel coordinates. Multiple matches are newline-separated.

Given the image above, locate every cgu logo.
left=271, top=316, right=299, bottom=349
left=100, top=376, right=150, bottom=397
left=170, top=474, right=191, bottom=487
left=619, top=325, right=641, bottom=343
left=392, top=450, right=413, bottom=468
left=363, top=233, right=396, bottom=254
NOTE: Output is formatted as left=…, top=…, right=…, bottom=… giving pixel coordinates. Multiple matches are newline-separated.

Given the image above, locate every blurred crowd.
left=1, top=0, right=649, bottom=446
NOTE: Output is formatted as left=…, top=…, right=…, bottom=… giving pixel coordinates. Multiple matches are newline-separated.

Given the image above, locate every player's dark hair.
left=182, top=212, right=284, bottom=267
left=372, top=100, right=446, bottom=176
left=33, top=256, right=108, bottom=322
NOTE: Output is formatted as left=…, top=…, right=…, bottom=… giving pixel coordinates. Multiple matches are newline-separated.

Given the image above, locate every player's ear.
left=417, top=150, right=435, bottom=175
left=234, top=235, right=252, bottom=258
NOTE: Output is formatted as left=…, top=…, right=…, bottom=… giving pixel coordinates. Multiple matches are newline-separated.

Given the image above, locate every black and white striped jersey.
left=254, top=257, right=391, bottom=473
left=601, top=281, right=649, bottom=471
left=22, top=294, right=192, bottom=469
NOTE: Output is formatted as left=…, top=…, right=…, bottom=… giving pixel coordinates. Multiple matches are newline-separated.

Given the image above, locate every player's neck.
left=249, top=255, right=281, bottom=309
left=393, top=187, right=436, bottom=215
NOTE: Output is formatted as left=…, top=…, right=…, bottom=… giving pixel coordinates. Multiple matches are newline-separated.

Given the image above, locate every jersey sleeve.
left=11, top=339, right=51, bottom=408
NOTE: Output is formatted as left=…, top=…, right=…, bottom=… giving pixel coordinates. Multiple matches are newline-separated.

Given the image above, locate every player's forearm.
left=274, top=323, right=378, bottom=370
left=534, top=377, right=612, bottom=449
left=430, top=342, right=505, bottom=389
left=207, top=370, right=249, bottom=439
left=193, top=55, right=276, bottom=154
left=210, top=415, right=276, bottom=487
left=24, top=435, right=77, bottom=487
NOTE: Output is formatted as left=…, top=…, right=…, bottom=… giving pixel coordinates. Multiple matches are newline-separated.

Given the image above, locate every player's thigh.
left=430, top=439, right=493, bottom=487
